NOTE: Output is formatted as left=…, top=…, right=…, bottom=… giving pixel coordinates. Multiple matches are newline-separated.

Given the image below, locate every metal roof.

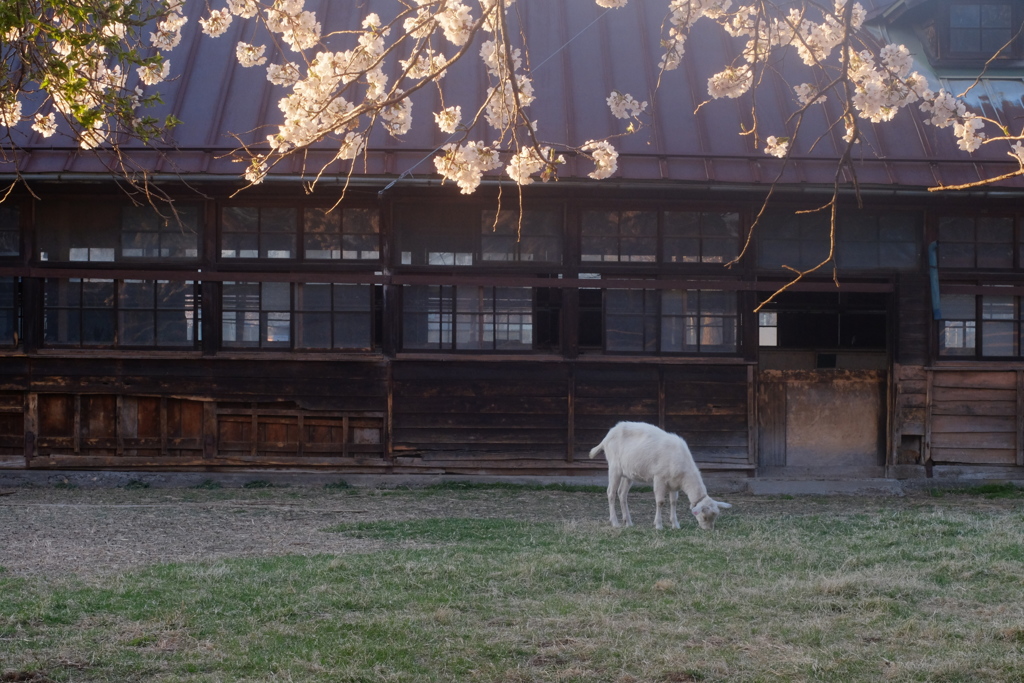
left=4, top=0, right=1023, bottom=191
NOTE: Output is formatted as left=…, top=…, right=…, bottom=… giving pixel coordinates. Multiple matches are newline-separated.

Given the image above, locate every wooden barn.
left=2, top=0, right=1024, bottom=481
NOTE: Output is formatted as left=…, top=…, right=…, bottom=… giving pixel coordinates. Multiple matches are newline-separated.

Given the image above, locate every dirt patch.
left=0, top=485, right=611, bottom=580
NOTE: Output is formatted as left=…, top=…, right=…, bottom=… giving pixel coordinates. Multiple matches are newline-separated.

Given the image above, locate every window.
left=118, top=280, right=200, bottom=346
left=43, top=278, right=200, bottom=347
left=938, top=215, right=1015, bottom=269
left=0, top=277, right=19, bottom=347
left=587, top=288, right=740, bottom=354
left=0, top=204, right=18, bottom=257
left=396, top=204, right=478, bottom=266
left=402, top=285, right=540, bottom=351
left=37, top=202, right=202, bottom=263
left=757, top=292, right=888, bottom=349
left=221, top=207, right=297, bottom=259
left=938, top=291, right=1024, bottom=357
left=481, top=210, right=562, bottom=263
left=947, top=1, right=1016, bottom=57
left=938, top=294, right=977, bottom=356
left=581, top=210, right=657, bottom=262
left=395, top=205, right=563, bottom=267
left=121, top=205, right=200, bottom=259
left=304, top=207, right=379, bottom=260
left=222, top=282, right=376, bottom=350
left=222, top=282, right=291, bottom=348
left=663, top=211, right=740, bottom=264
left=758, top=210, right=920, bottom=271
left=294, top=283, right=374, bottom=349
left=661, top=290, right=739, bottom=352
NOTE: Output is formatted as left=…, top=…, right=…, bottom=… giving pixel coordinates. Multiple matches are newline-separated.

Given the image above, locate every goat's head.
left=691, top=496, right=732, bottom=530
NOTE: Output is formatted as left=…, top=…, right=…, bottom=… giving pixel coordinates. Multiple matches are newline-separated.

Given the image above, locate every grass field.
left=2, top=483, right=1024, bottom=682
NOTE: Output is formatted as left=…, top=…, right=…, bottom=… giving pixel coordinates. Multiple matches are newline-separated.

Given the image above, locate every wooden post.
left=566, top=366, right=575, bottom=462
left=1016, top=370, right=1024, bottom=467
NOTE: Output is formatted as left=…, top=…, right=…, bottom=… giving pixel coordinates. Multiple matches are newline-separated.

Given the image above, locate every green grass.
left=3, top=491, right=1024, bottom=682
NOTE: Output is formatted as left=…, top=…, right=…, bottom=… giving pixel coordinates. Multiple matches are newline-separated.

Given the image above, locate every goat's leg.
left=606, top=469, right=621, bottom=527
left=669, top=490, right=680, bottom=529
left=652, top=478, right=666, bottom=530
left=617, top=477, right=634, bottom=527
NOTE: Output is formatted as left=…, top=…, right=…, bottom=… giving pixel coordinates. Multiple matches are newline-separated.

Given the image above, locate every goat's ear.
left=715, top=500, right=733, bottom=509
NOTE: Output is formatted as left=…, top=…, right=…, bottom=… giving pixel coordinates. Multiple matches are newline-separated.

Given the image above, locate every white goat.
left=589, top=421, right=732, bottom=530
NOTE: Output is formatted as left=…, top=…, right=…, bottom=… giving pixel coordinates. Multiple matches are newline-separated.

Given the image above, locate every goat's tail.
left=588, top=436, right=608, bottom=459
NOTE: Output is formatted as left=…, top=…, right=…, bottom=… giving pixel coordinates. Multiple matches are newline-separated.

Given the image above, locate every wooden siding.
left=893, top=367, right=1024, bottom=469
left=4, top=357, right=755, bottom=474
left=929, top=370, right=1019, bottom=466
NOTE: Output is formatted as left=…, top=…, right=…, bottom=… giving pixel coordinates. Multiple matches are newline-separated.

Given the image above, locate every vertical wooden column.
left=1016, top=370, right=1024, bottom=467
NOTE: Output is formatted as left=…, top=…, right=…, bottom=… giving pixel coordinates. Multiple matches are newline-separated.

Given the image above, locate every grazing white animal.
left=589, top=421, right=732, bottom=530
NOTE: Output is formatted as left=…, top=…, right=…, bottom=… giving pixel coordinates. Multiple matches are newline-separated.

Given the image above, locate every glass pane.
left=120, top=311, right=155, bottom=345
left=334, top=313, right=371, bottom=349
left=156, top=310, right=195, bottom=345
left=82, top=310, right=115, bottom=345
left=334, top=284, right=371, bottom=311
left=82, top=280, right=115, bottom=307
left=45, top=309, right=81, bottom=344
left=0, top=205, right=18, bottom=256
left=581, top=211, right=618, bottom=236
left=942, top=293, right=976, bottom=319
left=298, top=283, right=332, bottom=311
left=981, top=3, right=1011, bottom=27
left=304, top=207, right=341, bottom=259
left=265, top=311, right=290, bottom=344
left=156, top=281, right=192, bottom=310
left=940, top=320, right=976, bottom=355
left=950, top=4, right=980, bottom=28
left=119, top=280, right=154, bottom=309
left=223, top=282, right=260, bottom=310
left=263, top=233, right=295, bottom=259
left=295, top=312, right=332, bottom=348
left=221, top=234, right=259, bottom=259
left=262, top=282, right=291, bottom=311
left=983, top=320, right=1016, bottom=356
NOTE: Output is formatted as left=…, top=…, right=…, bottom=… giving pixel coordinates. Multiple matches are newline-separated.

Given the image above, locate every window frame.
left=42, top=277, right=201, bottom=349
left=400, top=284, right=552, bottom=352
left=937, top=288, right=1024, bottom=359
left=940, top=0, right=1022, bottom=62
left=219, top=204, right=382, bottom=264
left=588, top=286, right=743, bottom=356
left=221, top=281, right=379, bottom=351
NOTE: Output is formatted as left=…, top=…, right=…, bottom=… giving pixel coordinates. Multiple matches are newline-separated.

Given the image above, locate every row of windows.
left=2, top=277, right=742, bottom=355
left=10, top=201, right=995, bottom=273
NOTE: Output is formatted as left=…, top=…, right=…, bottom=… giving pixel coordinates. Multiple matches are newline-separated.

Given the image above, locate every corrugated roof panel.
left=3, top=0, right=1023, bottom=190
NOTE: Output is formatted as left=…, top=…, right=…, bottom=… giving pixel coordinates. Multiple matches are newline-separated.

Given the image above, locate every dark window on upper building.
left=303, top=207, right=379, bottom=260
left=757, top=210, right=921, bottom=271
left=946, top=1, right=1017, bottom=57
left=581, top=210, right=657, bottom=263
left=481, top=210, right=562, bottom=263
left=662, top=211, right=741, bottom=264
left=0, top=204, right=19, bottom=257
left=938, top=215, right=1017, bottom=268
left=38, top=202, right=201, bottom=263
left=396, top=205, right=563, bottom=267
